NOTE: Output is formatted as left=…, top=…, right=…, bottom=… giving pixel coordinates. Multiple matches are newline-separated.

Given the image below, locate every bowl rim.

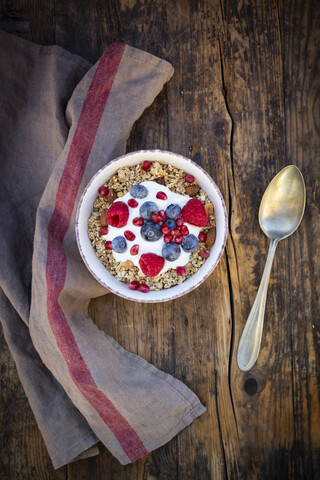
left=75, top=149, right=228, bottom=303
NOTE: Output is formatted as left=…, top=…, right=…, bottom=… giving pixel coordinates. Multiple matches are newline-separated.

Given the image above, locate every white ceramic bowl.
left=76, top=150, right=228, bottom=303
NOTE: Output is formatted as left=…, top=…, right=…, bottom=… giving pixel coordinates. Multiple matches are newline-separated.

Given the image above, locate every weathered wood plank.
left=0, top=0, right=55, bottom=44
left=0, top=0, right=319, bottom=479
left=218, top=0, right=320, bottom=478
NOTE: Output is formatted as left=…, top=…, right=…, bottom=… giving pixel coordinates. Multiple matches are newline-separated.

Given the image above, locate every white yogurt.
left=102, top=181, right=201, bottom=275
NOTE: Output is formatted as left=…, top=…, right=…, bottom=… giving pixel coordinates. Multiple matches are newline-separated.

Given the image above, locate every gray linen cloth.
left=0, top=31, right=206, bottom=468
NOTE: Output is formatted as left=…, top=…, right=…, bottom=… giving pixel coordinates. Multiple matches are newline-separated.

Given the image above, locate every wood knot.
left=243, top=377, right=258, bottom=396
left=213, top=119, right=229, bottom=138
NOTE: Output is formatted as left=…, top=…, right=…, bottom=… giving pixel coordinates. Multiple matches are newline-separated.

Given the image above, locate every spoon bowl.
left=237, top=165, right=306, bottom=371
left=259, top=165, right=306, bottom=240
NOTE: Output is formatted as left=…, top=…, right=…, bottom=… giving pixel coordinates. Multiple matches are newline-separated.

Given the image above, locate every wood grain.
left=0, top=0, right=319, bottom=479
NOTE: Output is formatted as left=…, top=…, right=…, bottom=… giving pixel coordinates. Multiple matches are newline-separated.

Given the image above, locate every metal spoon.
left=237, top=165, right=306, bottom=371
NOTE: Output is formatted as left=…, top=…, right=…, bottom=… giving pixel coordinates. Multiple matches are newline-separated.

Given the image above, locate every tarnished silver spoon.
left=237, top=165, right=306, bottom=371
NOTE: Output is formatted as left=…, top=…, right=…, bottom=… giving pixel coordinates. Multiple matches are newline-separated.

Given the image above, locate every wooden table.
left=1, top=1, right=319, bottom=478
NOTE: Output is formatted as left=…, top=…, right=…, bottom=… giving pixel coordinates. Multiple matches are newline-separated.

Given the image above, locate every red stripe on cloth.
left=46, top=43, right=148, bottom=462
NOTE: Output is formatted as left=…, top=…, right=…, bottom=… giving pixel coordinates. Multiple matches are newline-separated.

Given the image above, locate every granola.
left=88, top=161, right=215, bottom=292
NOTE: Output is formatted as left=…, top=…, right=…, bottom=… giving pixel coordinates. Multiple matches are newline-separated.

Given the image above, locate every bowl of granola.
left=76, top=150, right=228, bottom=302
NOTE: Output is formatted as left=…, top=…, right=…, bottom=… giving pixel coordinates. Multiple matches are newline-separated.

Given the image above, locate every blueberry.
left=130, top=184, right=148, bottom=199
left=111, top=236, right=127, bottom=253
left=166, top=204, right=181, bottom=219
left=140, top=201, right=159, bottom=220
left=162, top=242, right=181, bottom=261
left=166, top=219, right=176, bottom=230
left=141, top=221, right=162, bottom=241
left=181, top=234, right=199, bottom=253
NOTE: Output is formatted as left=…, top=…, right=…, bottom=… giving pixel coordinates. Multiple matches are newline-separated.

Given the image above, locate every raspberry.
left=181, top=199, right=209, bottom=227
left=156, top=191, right=168, bottom=200
left=198, top=231, right=207, bottom=242
left=99, top=226, right=108, bottom=235
left=106, top=202, right=129, bottom=228
left=180, top=225, right=189, bottom=236
left=142, top=160, right=151, bottom=171
left=176, top=266, right=186, bottom=276
left=176, top=217, right=184, bottom=227
left=105, top=241, right=112, bottom=250
left=174, top=235, right=183, bottom=244
left=124, top=230, right=135, bottom=241
left=132, top=217, right=144, bottom=226
left=185, top=174, right=195, bottom=183
left=128, top=198, right=139, bottom=208
left=152, top=213, right=162, bottom=224
left=199, top=249, right=210, bottom=258
left=139, top=284, right=150, bottom=293
left=139, top=253, right=165, bottom=277
left=98, top=185, right=109, bottom=197
left=130, top=244, right=139, bottom=255
left=164, top=234, right=173, bottom=243
left=128, top=280, right=140, bottom=290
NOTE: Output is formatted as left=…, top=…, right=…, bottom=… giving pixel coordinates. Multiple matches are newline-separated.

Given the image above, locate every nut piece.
left=120, top=260, right=134, bottom=269
left=117, top=191, right=125, bottom=197
left=107, top=188, right=118, bottom=204
left=156, top=177, right=166, bottom=185
left=205, top=202, right=214, bottom=216
left=100, top=211, right=108, bottom=226
left=205, top=227, right=216, bottom=247
left=185, top=185, right=200, bottom=196
left=184, top=262, right=192, bottom=275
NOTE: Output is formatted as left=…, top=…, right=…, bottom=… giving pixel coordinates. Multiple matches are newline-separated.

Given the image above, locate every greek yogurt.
left=102, top=181, right=201, bottom=275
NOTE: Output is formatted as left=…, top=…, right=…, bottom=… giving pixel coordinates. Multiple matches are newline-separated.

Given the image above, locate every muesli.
left=88, top=161, right=216, bottom=293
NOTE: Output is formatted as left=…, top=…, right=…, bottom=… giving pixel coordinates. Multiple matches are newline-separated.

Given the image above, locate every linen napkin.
left=0, top=30, right=206, bottom=468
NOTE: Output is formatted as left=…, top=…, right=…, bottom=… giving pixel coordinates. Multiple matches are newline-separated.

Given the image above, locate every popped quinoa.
left=88, top=161, right=216, bottom=292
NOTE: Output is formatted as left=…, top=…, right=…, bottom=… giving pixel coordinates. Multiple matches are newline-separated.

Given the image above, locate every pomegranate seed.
left=139, top=283, right=150, bottom=293
left=133, top=217, right=144, bottom=226
left=171, top=228, right=180, bottom=237
left=156, top=191, right=168, bottom=200
left=158, top=209, right=167, bottom=221
left=128, top=280, right=140, bottom=290
left=124, top=230, right=136, bottom=241
left=175, top=235, right=183, bottom=244
left=152, top=213, right=162, bottom=224
left=198, top=231, right=207, bottom=242
left=98, top=185, right=109, bottom=197
left=185, top=174, right=195, bottom=183
left=130, top=244, right=139, bottom=255
left=176, top=266, right=186, bottom=276
left=161, top=223, right=170, bottom=234
left=128, top=198, right=138, bottom=208
left=180, top=225, right=189, bottom=236
left=176, top=217, right=184, bottom=227
left=199, top=249, right=210, bottom=258
left=99, top=226, right=109, bottom=235
left=105, top=241, right=112, bottom=250
left=142, top=160, right=151, bottom=171
left=164, top=234, right=173, bottom=243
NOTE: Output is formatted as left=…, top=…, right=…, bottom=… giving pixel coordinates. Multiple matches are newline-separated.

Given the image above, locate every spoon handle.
left=237, top=238, right=279, bottom=371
